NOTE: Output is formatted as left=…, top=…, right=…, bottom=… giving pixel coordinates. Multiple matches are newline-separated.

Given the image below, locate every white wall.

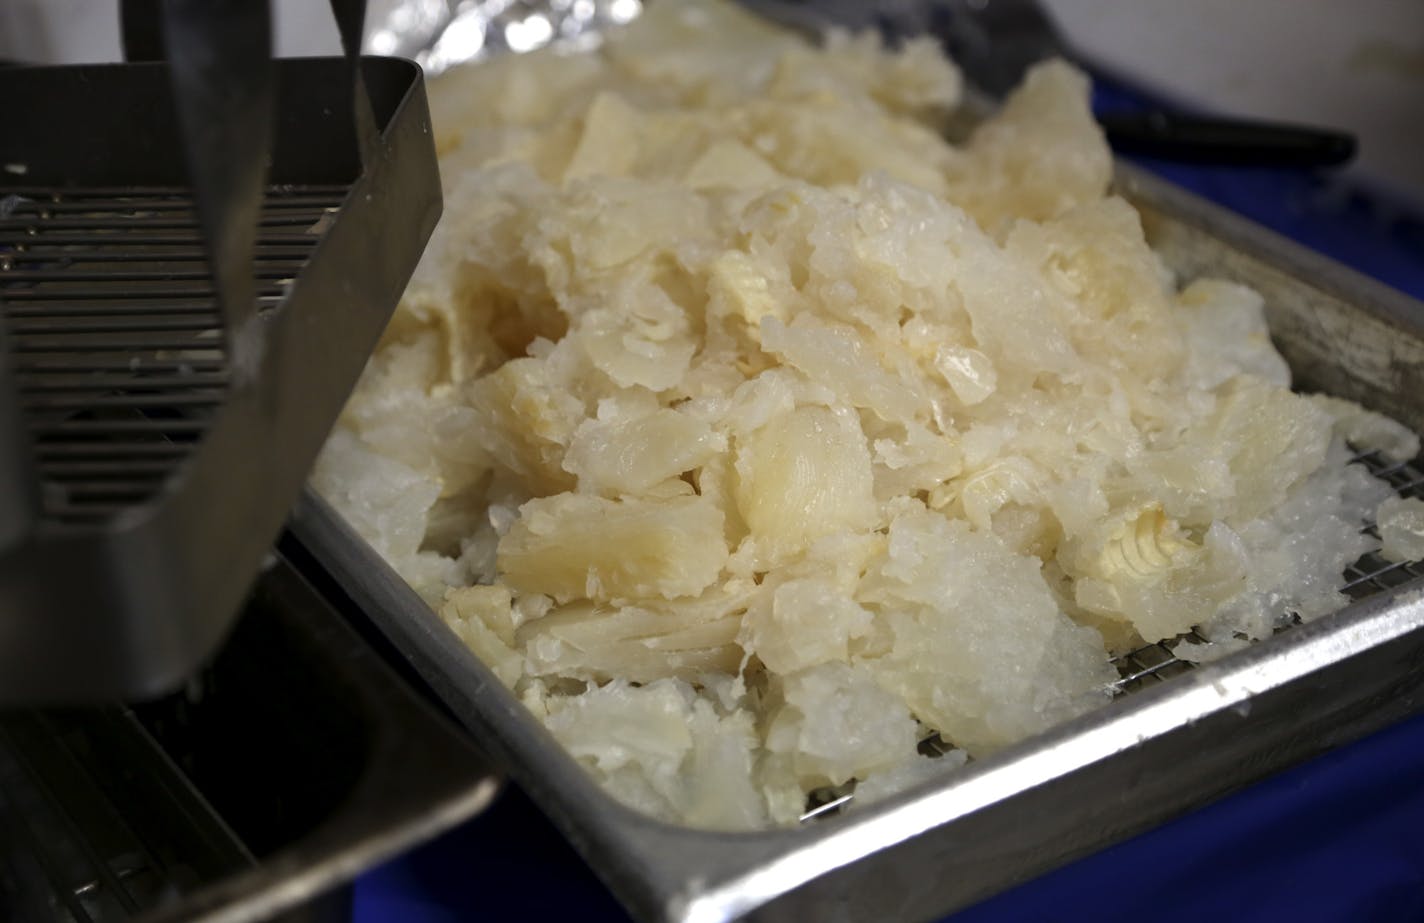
left=1045, top=0, right=1424, bottom=208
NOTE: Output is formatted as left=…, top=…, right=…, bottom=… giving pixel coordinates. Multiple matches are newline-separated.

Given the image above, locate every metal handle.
left=158, top=0, right=277, bottom=382
left=122, top=0, right=280, bottom=381
left=329, top=0, right=380, bottom=165
left=120, top=0, right=377, bottom=382
left=119, top=0, right=164, bottom=62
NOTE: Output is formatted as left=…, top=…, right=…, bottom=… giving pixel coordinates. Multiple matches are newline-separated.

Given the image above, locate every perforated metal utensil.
left=0, top=10, right=441, bottom=702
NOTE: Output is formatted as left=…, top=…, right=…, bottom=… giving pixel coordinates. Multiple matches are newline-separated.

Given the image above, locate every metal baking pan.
left=291, top=151, right=1424, bottom=922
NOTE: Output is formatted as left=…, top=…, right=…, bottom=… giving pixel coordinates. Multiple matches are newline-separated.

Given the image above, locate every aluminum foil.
left=362, top=1, right=985, bottom=84
left=364, top=0, right=644, bottom=76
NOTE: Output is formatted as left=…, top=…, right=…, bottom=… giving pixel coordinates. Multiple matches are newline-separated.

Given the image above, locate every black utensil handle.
left=120, top=0, right=164, bottom=62
left=1100, top=110, right=1357, bottom=167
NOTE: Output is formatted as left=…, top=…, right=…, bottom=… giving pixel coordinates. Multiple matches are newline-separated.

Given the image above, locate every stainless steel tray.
left=292, top=162, right=1424, bottom=923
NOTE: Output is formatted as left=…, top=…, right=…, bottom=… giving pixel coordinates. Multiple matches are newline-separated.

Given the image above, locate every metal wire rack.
left=1112, top=448, right=1424, bottom=694
left=0, top=185, right=345, bottom=527
left=800, top=447, right=1424, bottom=821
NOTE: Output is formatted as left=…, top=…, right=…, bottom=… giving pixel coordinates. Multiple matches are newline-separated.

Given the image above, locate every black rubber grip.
left=1100, top=110, right=1357, bottom=168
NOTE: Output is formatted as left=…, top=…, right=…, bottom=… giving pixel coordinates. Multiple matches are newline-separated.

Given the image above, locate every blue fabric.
left=352, top=786, right=626, bottom=923
left=351, top=77, right=1424, bottom=923
left=952, top=709, right=1424, bottom=923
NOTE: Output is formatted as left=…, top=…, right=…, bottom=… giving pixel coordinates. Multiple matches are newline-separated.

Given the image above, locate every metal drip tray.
left=0, top=709, right=252, bottom=923
left=0, top=542, right=498, bottom=923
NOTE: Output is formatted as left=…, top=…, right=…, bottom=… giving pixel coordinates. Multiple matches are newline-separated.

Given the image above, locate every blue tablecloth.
left=352, top=83, right=1424, bottom=923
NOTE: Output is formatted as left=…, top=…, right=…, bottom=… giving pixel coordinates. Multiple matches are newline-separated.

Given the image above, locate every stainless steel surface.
left=0, top=550, right=501, bottom=923
left=0, top=56, right=441, bottom=702
left=145, top=553, right=502, bottom=923
left=295, top=151, right=1424, bottom=922
left=0, top=709, right=254, bottom=923
left=153, top=0, right=276, bottom=378
left=1, top=187, right=341, bottom=525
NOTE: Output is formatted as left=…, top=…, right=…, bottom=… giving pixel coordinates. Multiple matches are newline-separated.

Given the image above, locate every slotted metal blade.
left=0, top=325, right=36, bottom=554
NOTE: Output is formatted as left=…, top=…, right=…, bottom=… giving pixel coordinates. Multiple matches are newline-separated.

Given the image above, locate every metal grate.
left=0, top=185, right=346, bottom=527
left=800, top=447, right=1424, bottom=821
left=0, top=710, right=254, bottom=923
left=1109, top=448, right=1424, bottom=694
